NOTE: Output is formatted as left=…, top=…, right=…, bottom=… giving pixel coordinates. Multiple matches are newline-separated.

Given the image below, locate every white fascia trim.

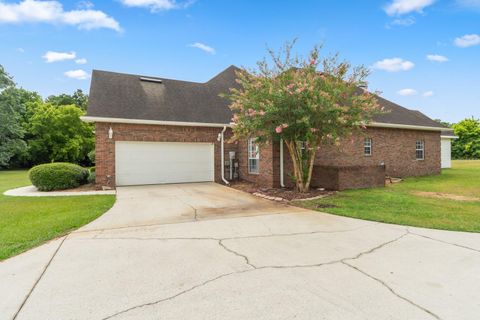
left=441, top=135, right=459, bottom=139
left=368, top=122, right=452, bottom=132
left=81, top=116, right=232, bottom=128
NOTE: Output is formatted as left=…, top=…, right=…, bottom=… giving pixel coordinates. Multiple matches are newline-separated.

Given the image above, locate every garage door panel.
left=115, top=142, right=214, bottom=186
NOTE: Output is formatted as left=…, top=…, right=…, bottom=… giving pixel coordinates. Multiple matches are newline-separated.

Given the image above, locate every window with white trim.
left=416, top=140, right=425, bottom=160
left=364, top=138, right=372, bottom=156
left=248, top=138, right=259, bottom=174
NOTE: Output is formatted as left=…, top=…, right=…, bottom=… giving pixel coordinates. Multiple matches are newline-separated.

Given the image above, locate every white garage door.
left=441, top=138, right=452, bottom=169
left=115, top=141, right=215, bottom=186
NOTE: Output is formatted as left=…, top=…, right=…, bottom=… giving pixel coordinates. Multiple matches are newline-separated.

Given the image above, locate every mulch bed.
left=229, top=180, right=335, bottom=201
left=59, top=183, right=97, bottom=192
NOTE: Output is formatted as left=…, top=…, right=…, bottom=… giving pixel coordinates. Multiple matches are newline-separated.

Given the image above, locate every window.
left=416, top=140, right=425, bottom=160
left=248, top=138, right=259, bottom=174
left=364, top=138, right=372, bottom=156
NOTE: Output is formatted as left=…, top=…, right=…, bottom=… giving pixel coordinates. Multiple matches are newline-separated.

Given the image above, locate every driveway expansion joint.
left=100, top=270, right=253, bottom=320
left=74, top=223, right=377, bottom=242
left=99, top=230, right=415, bottom=320
left=12, top=236, right=68, bottom=320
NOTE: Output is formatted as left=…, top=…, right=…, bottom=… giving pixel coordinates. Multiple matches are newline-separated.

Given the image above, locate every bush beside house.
left=29, top=163, right=90, bottom=191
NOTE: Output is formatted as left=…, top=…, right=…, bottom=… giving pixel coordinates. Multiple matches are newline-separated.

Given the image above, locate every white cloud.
left=397, top=88, right=417, bottom=96
left=384, top=0, right=435, bottom=15
left=454, top=34, right=480, bottom=47
left=372, top=58, right=414, bottom=72
left=120, top=0, right=194, bottom=12
left=43, top=51, right=76, bottom=63
left=426, top=54, right=448, bottom=62
left=0, top=0, right=121, bottom=32
left=64, top=69, right=89, bottom=80
left=456, top=0, right=480, bottom=9
left=423, top=91, right=434, bottom=97
left=17, top=47, right=25, bottom=53
left=390, top=17, right=416, bottom=26
left=75, top=58, right=87, bottom=64
left=76, top=1, right=94, bottom=10
left=188, top=42, right=216, bottom=55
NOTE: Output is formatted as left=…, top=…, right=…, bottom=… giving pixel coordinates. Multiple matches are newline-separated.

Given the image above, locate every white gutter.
left=441, top=135, right=459, bottom=139
left=81, top=116, right=231, bottom=128
left=82, top=116, right=451, bottom=133
left=280, top=139, right=285, bottom=188
left=219, top=126, right=229, bottom=185
left=368, top=122, right=452, bottom=132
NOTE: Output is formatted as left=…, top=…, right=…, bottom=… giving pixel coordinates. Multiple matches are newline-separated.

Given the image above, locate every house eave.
left=80, top=116, right=232, bottom=128
left=441, top=135, right=459, bottom=139
left=368, top=122, right=451, bottom=132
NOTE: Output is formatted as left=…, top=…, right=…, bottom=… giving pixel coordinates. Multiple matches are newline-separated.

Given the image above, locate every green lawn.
left=298, top=160, right=480, bottom=232
left=0, top=170, right=115, bottom=260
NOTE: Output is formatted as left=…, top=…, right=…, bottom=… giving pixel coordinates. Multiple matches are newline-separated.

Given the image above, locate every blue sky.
left=0, top=0, right=479, bottom=123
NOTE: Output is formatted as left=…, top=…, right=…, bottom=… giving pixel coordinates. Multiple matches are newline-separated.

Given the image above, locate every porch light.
left=108, top=127, right=113, bottom=139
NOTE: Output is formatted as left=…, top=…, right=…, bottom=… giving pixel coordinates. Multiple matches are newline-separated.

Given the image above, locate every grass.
left=0, top=170, right=115, bottom=260
left=297, top=160, right=480, bottom=233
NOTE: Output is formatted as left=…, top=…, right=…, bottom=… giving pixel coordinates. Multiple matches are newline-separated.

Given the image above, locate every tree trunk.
left=285, top=140, right=317, bottom=193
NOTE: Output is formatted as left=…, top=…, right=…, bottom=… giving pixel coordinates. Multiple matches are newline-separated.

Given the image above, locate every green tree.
left=0, top=66, right=28, bottom=167
left=452, top=118, right=480, bottom=159
left=46, top=89, right=88, bottom=110
left=225, top=42, right=381, bottom=192
left=26, top=103, right=94, bottom=165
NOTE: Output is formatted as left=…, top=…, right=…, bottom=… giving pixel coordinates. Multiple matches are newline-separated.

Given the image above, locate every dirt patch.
left=229, top=181, right=335, bottom=201
left=314, top=203, right=338, bottom=209
left=413, top=191, right=480, bottom=202
left=58, top=183, right=96, bottom=192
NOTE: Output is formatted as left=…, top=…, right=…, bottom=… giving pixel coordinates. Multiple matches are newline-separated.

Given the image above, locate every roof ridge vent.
left=140, top=77, right=163, bottom=83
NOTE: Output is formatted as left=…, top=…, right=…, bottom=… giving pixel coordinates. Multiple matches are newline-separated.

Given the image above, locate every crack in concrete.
left=174, top=196, right=198, bottom=221
left=12, top=236, right=68, bottom=320
left=407, top=228, right=480, bottom=254
left=72, top=223, right=376, bottom=243
left=100, top=269, right=253, bottom=320
left=340, top=230, right=442, bottom=320
left=342, top=231, right=409, bottom=262
left=72, top=210, right=294, bottom=235
left=100, top=231, right=411, bottom=320
left=218, top=240, right=257, bottom=269
left=342, top=262, right=441, bottom=320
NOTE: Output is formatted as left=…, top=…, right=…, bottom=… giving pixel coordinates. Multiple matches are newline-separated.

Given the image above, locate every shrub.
left=87, top=150, right=95, bottom=164
left=29, top=162, right=89, bottom=191
left=87, top=171, right=96, bottom=184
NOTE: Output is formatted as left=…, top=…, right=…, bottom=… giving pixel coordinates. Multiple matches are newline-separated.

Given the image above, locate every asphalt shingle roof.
left=86, top=65, right=447, bottom=129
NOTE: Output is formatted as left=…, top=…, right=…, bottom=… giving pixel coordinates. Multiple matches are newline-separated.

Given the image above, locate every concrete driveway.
left=1, top=183, right=479, bottom=320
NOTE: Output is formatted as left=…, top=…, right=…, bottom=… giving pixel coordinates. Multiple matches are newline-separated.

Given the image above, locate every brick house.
left=82, top=66, right=452, bottom=190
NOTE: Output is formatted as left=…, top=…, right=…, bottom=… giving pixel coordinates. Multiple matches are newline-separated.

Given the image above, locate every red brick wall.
left=311, top=165, right=386, bottom=190
left=236, top=140, right=277, bottom=187
left=314, top=128, right=441, bottom=178
left=95, top=123, right=236, bottom=189
left=276, top=127, right=440, bottom=189
left=95, top=123, right=440, bottom=190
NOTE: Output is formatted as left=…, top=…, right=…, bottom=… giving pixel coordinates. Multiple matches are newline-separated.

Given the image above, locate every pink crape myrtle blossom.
left=223, top=40, right=383, bottom=192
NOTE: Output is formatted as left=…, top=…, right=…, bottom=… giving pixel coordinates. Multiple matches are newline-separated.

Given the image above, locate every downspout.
left=280, top=139, right=285, bottom=188
left=219, top=126, right=229, bottom=185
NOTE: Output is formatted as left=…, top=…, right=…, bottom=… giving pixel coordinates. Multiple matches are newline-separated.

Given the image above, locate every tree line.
left=436, top=118, right=480, bottom=160
left=0, top=63, right=478, bottom=171
left=0, top=65, right=94, bottom=169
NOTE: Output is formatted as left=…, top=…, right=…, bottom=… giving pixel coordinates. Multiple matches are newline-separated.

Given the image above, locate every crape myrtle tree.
left=225, top=41, right=382, bottom=192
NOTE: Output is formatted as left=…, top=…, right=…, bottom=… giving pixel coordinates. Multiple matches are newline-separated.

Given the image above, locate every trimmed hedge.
left=29, top=163, right=90, bottom=191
